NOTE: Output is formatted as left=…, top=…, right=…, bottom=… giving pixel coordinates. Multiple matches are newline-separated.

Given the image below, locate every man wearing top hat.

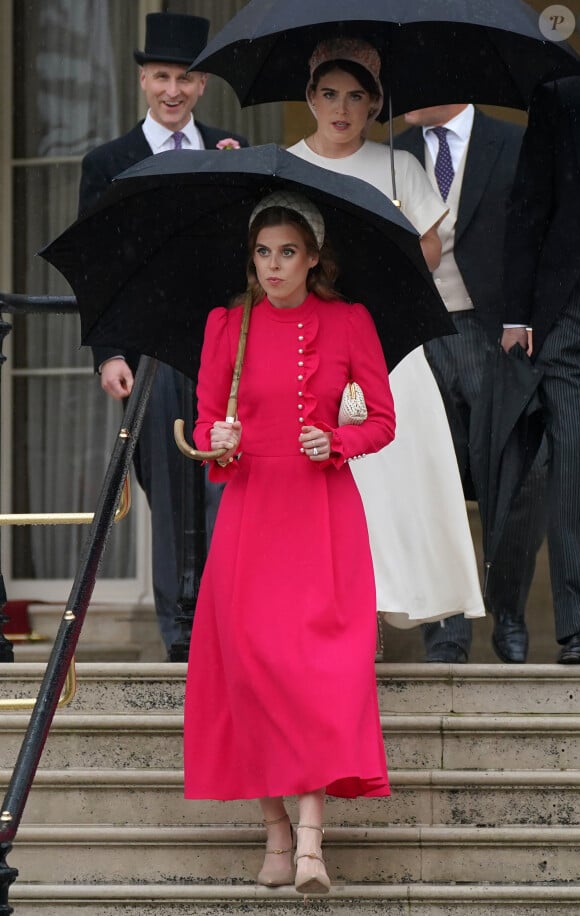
left=78, top=12, right=248, bottom=656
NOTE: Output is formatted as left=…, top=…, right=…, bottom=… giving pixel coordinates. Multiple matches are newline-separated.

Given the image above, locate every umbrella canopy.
left=39, top=144, right=453, bottom=379
left=191, top=0, right=580, bottom=118
left=469, top=343, right=544, bottom=594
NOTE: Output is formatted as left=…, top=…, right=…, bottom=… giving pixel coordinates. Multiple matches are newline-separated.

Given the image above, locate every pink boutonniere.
left=216, top=138, right=241, bottom=150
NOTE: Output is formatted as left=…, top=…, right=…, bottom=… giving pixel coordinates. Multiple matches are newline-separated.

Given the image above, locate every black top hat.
left=133, top=13, right=210, bottom=66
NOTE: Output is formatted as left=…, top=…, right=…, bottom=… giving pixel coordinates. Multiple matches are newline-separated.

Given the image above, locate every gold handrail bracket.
left=0, top=476, right=130, bottom=526
left=0, top=657, right=77, bottom=711
left=0, top=466, right=124, bottom=708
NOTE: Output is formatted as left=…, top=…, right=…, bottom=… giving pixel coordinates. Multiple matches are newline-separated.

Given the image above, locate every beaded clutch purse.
left=338, top=382, right=368, bottom=426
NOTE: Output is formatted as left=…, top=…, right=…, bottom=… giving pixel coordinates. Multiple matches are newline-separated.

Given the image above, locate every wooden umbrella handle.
left=173, top=418, right=228, bottom=461
left=174, top=293, right=253, bottom=462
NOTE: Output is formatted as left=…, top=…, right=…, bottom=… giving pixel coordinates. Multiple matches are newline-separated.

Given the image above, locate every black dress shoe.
left=492, top=615, right=529, bottom=663
left=557, top=632, right=580, bottom=664
left=425, top=641, right=468, bottom=663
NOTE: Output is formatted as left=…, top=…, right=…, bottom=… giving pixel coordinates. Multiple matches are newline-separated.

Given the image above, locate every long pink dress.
left=183, top=292, right=395, bottom=801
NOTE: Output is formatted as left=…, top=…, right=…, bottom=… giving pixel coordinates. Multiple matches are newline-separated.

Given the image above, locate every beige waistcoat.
left=425, top=148, right=474, bottom=313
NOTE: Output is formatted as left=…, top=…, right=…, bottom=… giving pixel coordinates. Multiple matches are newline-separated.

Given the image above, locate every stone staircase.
left=1, top=663, right=580, bottom=914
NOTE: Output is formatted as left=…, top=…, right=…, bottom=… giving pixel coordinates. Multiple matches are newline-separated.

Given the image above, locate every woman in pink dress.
left=183, top=191, right=395, bottom=894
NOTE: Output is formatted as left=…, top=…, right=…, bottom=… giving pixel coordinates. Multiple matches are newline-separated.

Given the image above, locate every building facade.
left=0, top=0, right=282, bottom=607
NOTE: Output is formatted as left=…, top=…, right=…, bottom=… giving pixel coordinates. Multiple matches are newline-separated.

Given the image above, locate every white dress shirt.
left=422, top=103, right=474, bottom=173
left=142, top=110, right=204, bottom=153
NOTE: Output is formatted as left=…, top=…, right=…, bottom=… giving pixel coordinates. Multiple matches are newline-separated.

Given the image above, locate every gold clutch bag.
left=338, top=382, right=368, bottom=426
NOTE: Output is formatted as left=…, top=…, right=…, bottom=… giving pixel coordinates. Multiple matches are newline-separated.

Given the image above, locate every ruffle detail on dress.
left=298, top=307, right=321, bottom=429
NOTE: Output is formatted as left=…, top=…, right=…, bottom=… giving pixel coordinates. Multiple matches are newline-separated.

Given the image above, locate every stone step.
left=3, top=663, right=580, bottom=715
left=23, top=603, right=154, bottom=643
left=0, top=663, right=185, bottom=714
left=3, top=768, right=580, bottom=828
left=10, top=882, right=580, bottom=916
left=12, top=642, right=151, bottom=663
left=9, top=824, right=580, bottom=884
left=9, top=605, right=165, bottom=663
left=377, top=663, right=580, bottom=716
left=2, top=712, right=580, bottom=771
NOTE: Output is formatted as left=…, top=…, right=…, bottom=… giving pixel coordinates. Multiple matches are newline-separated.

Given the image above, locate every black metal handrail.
left=0, top=292, right=206, bottom=914
left=0, top=292, right=78, bottom=314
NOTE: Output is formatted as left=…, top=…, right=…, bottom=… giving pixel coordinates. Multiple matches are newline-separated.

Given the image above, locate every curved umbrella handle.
left=174, top=292, right=253, bottom=462
left=173, top=419, right=228, bottom=462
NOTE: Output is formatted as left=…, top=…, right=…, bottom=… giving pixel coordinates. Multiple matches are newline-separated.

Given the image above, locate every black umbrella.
left=190, top=0, right=580, bottom=118
left=39, top=144, right=453, bottom=379
left=469, top=343, right=545, bottom=595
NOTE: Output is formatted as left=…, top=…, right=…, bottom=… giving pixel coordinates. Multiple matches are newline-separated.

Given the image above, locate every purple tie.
left=172, top=131, right=185, bottom=150
left=431, top=126, right=454, bottom=201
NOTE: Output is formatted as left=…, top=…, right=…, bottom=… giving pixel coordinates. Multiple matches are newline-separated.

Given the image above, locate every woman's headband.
left=249, top=191, right=325, bottom=249
left=307, top=37, right=384, bottom=124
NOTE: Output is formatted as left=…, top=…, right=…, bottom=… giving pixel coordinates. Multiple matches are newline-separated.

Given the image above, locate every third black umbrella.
left=470, top=342, right=545, bottom=595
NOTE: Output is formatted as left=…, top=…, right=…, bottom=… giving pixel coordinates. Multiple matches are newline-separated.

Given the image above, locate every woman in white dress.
left=288, top=37, right=485, bottom=637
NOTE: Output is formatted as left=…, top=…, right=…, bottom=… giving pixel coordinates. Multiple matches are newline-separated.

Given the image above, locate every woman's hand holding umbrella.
left=210, top=420, right=242, bottom=465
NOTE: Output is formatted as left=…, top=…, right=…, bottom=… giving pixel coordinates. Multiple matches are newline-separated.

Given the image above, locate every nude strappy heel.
left=294, top=823, right=331, bottom=894
left=256, top=813, right=295, bottom=887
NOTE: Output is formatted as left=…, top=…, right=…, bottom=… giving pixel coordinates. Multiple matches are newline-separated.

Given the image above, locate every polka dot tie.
left=172, top=131, right=185, bottom=150
left=431, top=126, right=454, bottom=201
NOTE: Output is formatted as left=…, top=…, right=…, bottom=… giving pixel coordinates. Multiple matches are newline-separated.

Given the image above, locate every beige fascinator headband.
left=306, top=37, right=384, bottom=125
left=249, top=190, right=325, bottom=250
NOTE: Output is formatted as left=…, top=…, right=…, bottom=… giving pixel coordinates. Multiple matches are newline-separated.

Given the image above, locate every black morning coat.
left=396, top=108, right=524, bottom=346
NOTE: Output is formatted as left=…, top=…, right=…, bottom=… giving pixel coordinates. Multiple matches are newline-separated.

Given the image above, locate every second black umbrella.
left=39, top=144, right=454, bottom=378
